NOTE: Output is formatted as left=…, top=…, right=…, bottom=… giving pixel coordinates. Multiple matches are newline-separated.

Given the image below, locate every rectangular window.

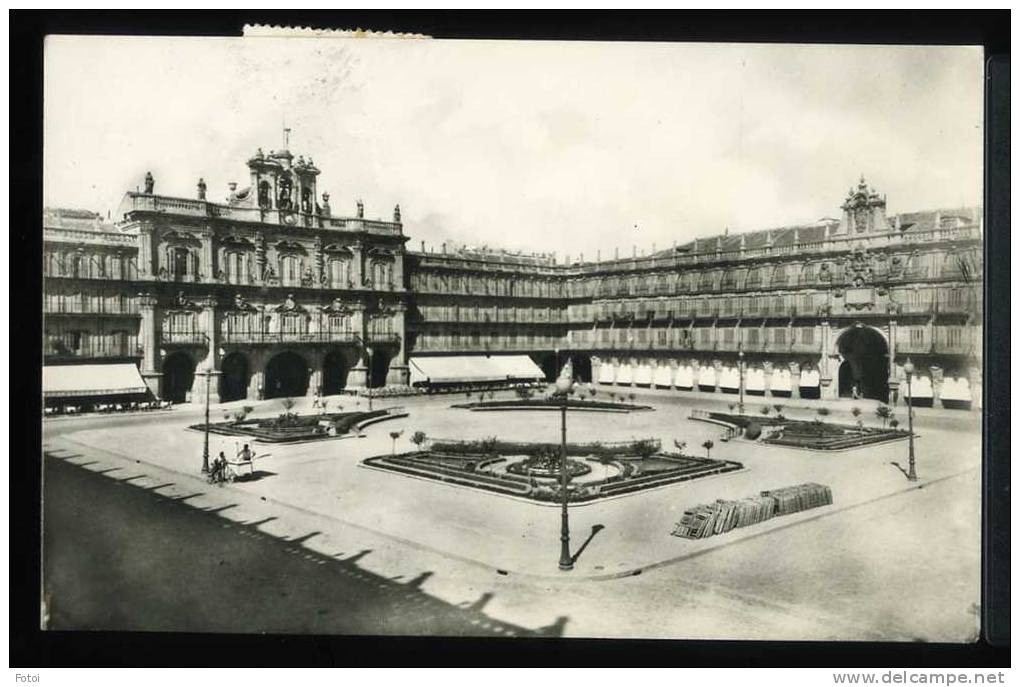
left=801, top=327, right=815, bottom=345
left=746, top=328, right=759, bottom=344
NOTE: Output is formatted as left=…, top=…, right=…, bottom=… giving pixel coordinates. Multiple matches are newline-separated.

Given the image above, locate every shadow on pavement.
left=43, top=453, right=553, bottom=637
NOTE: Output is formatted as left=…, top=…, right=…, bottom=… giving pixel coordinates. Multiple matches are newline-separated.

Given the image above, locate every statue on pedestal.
left=144, top=171, right=154, bottom=194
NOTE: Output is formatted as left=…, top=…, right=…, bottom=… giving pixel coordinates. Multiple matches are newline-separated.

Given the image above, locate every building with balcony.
left=43, top=149, right=983, bottom=410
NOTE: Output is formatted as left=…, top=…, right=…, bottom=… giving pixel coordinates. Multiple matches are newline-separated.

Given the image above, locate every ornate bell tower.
left=839, top=176, right=890, bottom=235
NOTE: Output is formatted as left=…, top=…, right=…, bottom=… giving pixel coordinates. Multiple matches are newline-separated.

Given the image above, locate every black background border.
left=10, top=9, right=1010, bottom=668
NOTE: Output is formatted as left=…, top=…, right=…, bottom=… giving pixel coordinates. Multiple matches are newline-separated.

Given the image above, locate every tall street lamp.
left=554, top=375, right=575, bottom=571
left=198, top=332, right=213, bottom=474
left=903, top=358, right=917, bottom=481
left=738, top=346, right=745, bottom=412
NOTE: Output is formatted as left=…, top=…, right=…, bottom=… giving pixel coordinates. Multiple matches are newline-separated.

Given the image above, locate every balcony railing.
left=44, top=302, right=140, bottom=316
left=218, top=330, right=359, bottom=344
left=44, top=341, right=141, bottom=359
left=162, top=330, right=208, bottom=344
left=121, top=193, right=403, bottom=237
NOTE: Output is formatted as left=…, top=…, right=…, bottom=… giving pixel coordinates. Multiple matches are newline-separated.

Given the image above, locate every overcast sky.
left=44, top=37, right=982, bottom=258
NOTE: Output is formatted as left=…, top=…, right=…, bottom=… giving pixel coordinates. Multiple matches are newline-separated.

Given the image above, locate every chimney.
left=615, top=247, right=620, bottom=260
left=596, top=249, right=601, bottom=262
left=632, top=245, right=637, bottom=258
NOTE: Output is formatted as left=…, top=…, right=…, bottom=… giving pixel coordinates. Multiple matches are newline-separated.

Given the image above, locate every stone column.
left=930, top=366, right=943, bottom=408
left=887, top=319, right=900, bottom=406
left=307, top=348, right=324, bottom=398
left=790, top=362, right=801, bottom=399
left=247, top=349, right=265, bottom=401
left=713, top=359, right=722, bottom=394
left=190, top=296, right=221, bottom=404
left=969, top=364, right=982, bottom=411
left=138, top=293, right=162, bottom=398
left=819, top=320, right=836, bottom=399
left=763, top=361, right=773, bottom=398
left=351, top=243, right=365, bottom=287
left=347, top=303, right=369, bottom=389
left=138, top=223, right=156, bottom=279
left=386, top=303, right=410, bottom=386
left=199, top=230, right=215, bottom=282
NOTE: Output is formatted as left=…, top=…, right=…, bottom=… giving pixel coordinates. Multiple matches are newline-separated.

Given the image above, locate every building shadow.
left=42, top=452, right=561, bottom=637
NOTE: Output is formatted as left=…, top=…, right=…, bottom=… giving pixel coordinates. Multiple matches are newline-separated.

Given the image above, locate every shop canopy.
left=43, top=363, right=148, bottom=399
left=409, top=355, right=544, bottom=386
left=487, top=355, right=545, bottom=380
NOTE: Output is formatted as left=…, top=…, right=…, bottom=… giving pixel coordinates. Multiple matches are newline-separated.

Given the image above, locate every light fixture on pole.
left=554, top=374, right=575, bottom=571
left=198, top=331, right=213, bottom=475
left=903, top=358, right=917, bottom=482
left=738, top=345, right=745, bottom=412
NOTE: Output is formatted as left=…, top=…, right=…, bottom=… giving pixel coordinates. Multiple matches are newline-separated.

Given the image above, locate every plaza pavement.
left=42, top=389, right=981, bottom=640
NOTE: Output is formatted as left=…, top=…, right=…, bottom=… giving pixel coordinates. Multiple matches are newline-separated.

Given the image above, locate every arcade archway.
left=219, top=351, right=250, bottom=403
left=836, top=326, right=889, bottom=402
left=368, top=349, right=392, bottom=389
left=322, top=350, right=349, bottom=395
left=538, top=354, right=558, bottom=381
left=569, top=355, right=593, bottom=383
left=265, top=351, right=309, bottom=399
left=162, top=351, right=195, bottom=404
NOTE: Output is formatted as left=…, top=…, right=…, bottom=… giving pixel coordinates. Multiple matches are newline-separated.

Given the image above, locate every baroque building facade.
left=43, top=148, right=983, bottom=410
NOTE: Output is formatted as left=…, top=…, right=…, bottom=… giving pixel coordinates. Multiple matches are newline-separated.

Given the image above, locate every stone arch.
left=162, top=350, right=195, bottom=403
left=265, top=350, right=309, bottom=399
left=834, top=325, right=890, bottom=402
left=219, top=351, right=250, bottom=403
left=322, top=348, right=350, bottom=395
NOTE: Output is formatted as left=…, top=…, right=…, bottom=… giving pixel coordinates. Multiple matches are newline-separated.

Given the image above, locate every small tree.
left=851, top=406, right=863, bottom=429
left=589, top=386, right=597, bottom=400
left=773, top=404, right=785, bottom=415
left=628, top=392, right=637, bottom=404
left=673, top=439, right=687, bottom=455
left=410, top=430, right=427, bottom=449
left=280, top=397, right=296, bottom=416
left=702, top=439, right=714, bottom=459
left=760, top=405, right=771, bottom=416
left=889, top=417, right=900, bottom=429
left=728, top=403, right=736, bottom=413
left=875, top=404, right=893, bottom=428
left=816, top=406, right=830, bottom=418
left=388, top=430, right=403, bottom=455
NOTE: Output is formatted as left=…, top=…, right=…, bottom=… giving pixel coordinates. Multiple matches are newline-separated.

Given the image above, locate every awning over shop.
left=674, top=366, right=694, bottom=389
left=487, top=355, right=545, bottom=380
left=616, top=365, right=633, bottom=385
left=770, top=368, right=793, bottom=392
left=409, top=356, right=506, bottom=385
left=745, top=367, right=766, bottom=392
left=653, top=365, right=672, bottom=388
left=598, top=364, right=615, bottom=384
left=697, top=366, right=717, bottom=387
left=799, top=369, right=820, bottom=388
left=907, top=374, right=934, bottom=399
left=719, top=367, right=740, bottom=390
left=940, top=377, right=972, bottom=402
left=43, top=363, right=148, bottom=399
left=635, top=364, right=653, bottom=386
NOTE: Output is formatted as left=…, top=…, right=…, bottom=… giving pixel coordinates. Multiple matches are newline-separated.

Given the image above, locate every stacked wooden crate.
left=672, top=483, right=832, bottom=540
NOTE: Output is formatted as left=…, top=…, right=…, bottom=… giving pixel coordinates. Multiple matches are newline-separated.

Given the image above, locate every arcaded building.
left=42, top=146, right=983, bottom=411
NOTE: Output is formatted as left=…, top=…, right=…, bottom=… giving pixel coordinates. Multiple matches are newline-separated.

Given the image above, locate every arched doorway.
left=219, top=351, right=250, bottom=403
left=163, top=351, right=195, bottom=403
left=569, top=355, right=593, bottom=383
left=322, top=350, right=349, bottom=395
left=538, top=354, right=558, bottom=381
left=265, top=351, right=309, bottom=399
left=836, top=326, right=889, bottom=402
left=368, top=349, right=391, bottom=389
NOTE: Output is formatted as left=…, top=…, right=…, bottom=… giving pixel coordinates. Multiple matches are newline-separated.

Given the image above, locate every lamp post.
left=903, top=358, right=917, bottom=481
left=197, top=332, right=213, bottom=474
left=555, top=375, right=574, bottom=571
left=738, top=346, right=745, bottom=412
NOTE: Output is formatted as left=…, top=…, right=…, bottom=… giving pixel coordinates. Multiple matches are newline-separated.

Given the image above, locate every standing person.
left=240, top=444, right=253, bottom=463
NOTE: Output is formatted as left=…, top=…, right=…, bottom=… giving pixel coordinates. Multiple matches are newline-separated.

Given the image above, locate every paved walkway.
left=41, top=393, right=981, bottom=640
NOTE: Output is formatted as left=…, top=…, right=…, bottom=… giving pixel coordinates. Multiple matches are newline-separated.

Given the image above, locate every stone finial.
left=321, top=192, right=331, bottom=217
left=256, top=147, right=264, bottom=159
left=394, top=204, right=401, bottom=223
left=356, top=199, right=364, bottom=218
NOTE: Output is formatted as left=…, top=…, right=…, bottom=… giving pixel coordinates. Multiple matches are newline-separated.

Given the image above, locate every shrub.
left=816, top=407, right=830, bottom=417
left=728, top=403, right=736, bottom=413
left=760, top=405, right=771, bottom=416
left=744, top=422, right=762, bottom=440
left=773, top=404, right=785, bottom=415
left=411, top=430, right=427, bottom=448
left=701, top=439, right=714, bottom=458
left=875, top=404, right=893, bottom=427
left=889, top=418, right=900, bottom=429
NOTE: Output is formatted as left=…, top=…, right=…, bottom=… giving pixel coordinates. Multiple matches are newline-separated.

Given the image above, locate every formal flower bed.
left=191, top=408, right=392, bottom=443
left=698, top=412, right=909, bottom=451
left=362, top=437, right=742, bottom=504
left=451, top=398, right=653, bottom=413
